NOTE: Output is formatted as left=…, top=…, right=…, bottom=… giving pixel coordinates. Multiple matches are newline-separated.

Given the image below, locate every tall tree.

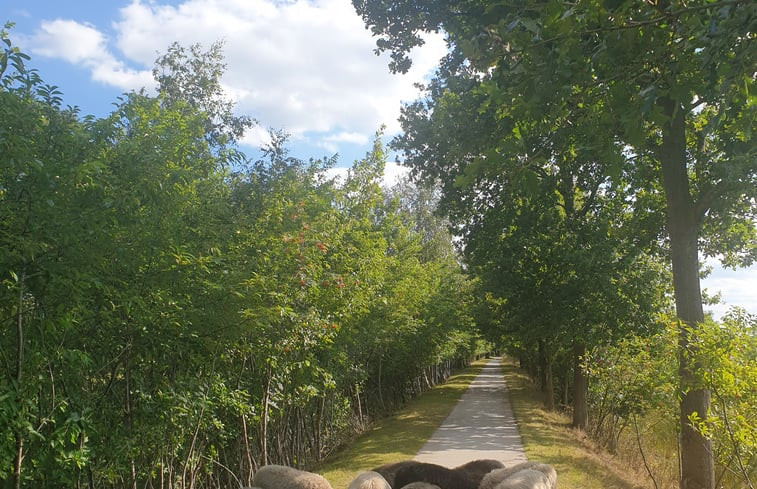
left=153, top=40, right=255, bottom=150
left=354, top=2, right=756, bottom=488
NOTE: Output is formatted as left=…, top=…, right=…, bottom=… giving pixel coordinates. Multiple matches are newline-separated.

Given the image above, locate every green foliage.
left=0, top=33, right=478, bottom=488
left=153, top=40, right=255, bottom=148
left=587, top=310, right=756, bottom=487
left=586, top=322, right=678, bottom=449
left=356, top=2, right=754, bottom=485
left=684, top=309, right=757, bottom=485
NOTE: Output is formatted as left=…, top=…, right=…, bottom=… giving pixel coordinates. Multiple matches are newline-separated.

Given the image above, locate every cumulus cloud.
left=324, top=160, right=409, bottom=188
left=383, top=161, right=411, bottom=187
left=316, top=131, right=372, bottom=153
left=22, top=19, right=154, bottom=91
left=701, top=259, right=757, bottom=319
left=115, top=0, right=445, bottom=135
left=21, top=0, right=447, bottom=152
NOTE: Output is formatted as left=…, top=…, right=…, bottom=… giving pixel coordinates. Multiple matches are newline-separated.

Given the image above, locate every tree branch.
left=634, top=414, right=660, bottom=489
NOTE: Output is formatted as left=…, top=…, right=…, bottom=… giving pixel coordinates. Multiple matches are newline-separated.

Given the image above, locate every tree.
left=1, top=26, right=104, bottom=487
left=354, top=2, right=756, bottom=487
left=153, top=40, right=255, bottom=150
left=0, top=27, right=481, bottom=487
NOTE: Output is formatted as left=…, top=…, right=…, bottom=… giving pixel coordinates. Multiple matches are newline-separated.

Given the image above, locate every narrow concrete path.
left=413, top=357, right=527, bottom=468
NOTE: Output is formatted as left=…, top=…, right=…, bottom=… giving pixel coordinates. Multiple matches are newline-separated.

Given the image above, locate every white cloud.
left=701, top=259, right=757, bottom=319
left=239, top=125, right=274, bottom=149
left=323, top=161, right=409, bottom=188
left=113, top=0, right=445, bottom=138
left=325, top=131, right=371, bottom=145
left=22, top=19, right=154, bottom=91
left=324, top=166, right=348, bottom=183
left=21, top=0, right=446, bottom=155
left=383, top=161, right=410, bottom=187
left=315, top=131, right=371, bottom=153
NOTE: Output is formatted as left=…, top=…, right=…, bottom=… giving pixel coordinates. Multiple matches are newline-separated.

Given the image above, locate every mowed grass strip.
left=317, top=359, right=487, bottom=488
left=502, top=362, right=651, bottom=489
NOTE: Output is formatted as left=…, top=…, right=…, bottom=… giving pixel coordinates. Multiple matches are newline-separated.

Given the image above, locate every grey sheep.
left=399, top=483, right=442, bottom=489
left=394, top=462, right=476, bottom=489
left=348, top=471, right=392, bottom=489
left=493, top=469, right=550, bottom=489
left=480, top=463, right=556, bottom=489
left=453, top=459, right=505, bottom=488
left=252, top=464, right=333, bottom=489
left=371, top=461, right=423, bottom=488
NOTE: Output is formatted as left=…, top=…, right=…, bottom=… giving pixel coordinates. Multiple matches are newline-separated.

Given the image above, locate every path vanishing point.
left=413, top=357, right=527, bottom=468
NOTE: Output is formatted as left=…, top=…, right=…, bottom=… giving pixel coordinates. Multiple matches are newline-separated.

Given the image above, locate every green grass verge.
left=502, top=362, right=651, bottom=489
left=318, top=358, right=657, bottom=489
left=316, top=359, right=487, bottom=488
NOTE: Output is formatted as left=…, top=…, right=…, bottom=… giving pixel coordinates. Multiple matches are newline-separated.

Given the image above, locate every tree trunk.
left=538, top=340, right=555, bottom=411
left=261, top=363, right=272, bottom=466
left=13, top=270, right=25, bottom=489
left=572, top=342, right=588, bottom=430
left=659, top=97, right=714, bottom=489
left=354, top=384, right=363, bottom=425
left=377, top=355, right=386, bottom=412
left=561, top=372, right=569, bottom=407
left=544, top=359, right=555, bottom=411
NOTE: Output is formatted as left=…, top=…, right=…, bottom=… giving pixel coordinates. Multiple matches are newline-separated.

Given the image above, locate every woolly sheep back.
left=371, top=461, right=423, bottom=488
left=526, top=464, right=556, bottom=488
left=481, top=465, right=527, bottom=489
left=493, top=469, right=550, bottom=489
left=252, top=464, right=333, bottom=489
left=479, top=463, right=556, bottom=489
left=394, top=462, right=476, bottom=489
left=399, top=482, right=443, bottom=489
left=348, top=471, right=391, bottom=489
left=453, top=459, right=505, bottom=488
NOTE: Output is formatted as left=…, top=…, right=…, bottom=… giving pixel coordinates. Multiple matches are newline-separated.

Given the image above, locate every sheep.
left=480, top=463, right=556, bottom=489
left=493, top=469, right=550, bottom=489
left=527, top=464, right=556, bottom=488
left=252, top=464, right=333, bottom=489
left=398, top=482, right=442, bottom=489
left=453, top=459, right=506, bottom=488
left=371, top=461, right=423, bottom=488
left=348, top=471, right=392, bottom=489
left=394, top=462, right=477, bottom=489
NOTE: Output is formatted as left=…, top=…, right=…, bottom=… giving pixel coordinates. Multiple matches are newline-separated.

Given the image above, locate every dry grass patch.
left=316, top=360, right=487, bottom=488
left=502, top=362, right=658, bottom=489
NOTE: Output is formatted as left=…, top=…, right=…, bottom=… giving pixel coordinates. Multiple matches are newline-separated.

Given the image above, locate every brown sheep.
left=371, top=461, right=424, bottom=488
left=453, top=459, right=506, bottom=488
left=394, top=462, right=476, bottom=489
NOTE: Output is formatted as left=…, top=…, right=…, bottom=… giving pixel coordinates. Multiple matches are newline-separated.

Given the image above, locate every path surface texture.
left=414, top=357, right=527, bottom=468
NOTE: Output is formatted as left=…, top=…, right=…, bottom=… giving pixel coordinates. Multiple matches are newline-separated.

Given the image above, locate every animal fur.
left=394, top=462, right=476, bottom=489
left=398, top=482, right=442, bottom=489
left=371, top=461, right=423, bottom=488
left=348, top=471, right=392, bottom=489
left=252, top=464, right=333, bottom=489
left=453, top=459, right=506, bottom=488
left=481, top=462, right=556, bottom=489
left=493, top=469, right=550, bottom=489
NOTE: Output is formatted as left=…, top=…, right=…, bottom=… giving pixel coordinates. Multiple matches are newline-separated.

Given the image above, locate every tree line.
left=352, top=1, right=755, bottom=488
left=0, top=29, right=483, bottom=488
left=3, top=1, right=756, bottom=486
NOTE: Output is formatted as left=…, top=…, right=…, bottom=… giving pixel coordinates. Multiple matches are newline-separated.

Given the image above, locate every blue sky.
left=3, top=0, right=754, bottom=318
left=4, top=0, right=447, bottom=168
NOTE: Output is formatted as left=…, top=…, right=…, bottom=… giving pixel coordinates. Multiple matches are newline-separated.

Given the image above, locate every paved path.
left=414, top=357, right=527, bottom=468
